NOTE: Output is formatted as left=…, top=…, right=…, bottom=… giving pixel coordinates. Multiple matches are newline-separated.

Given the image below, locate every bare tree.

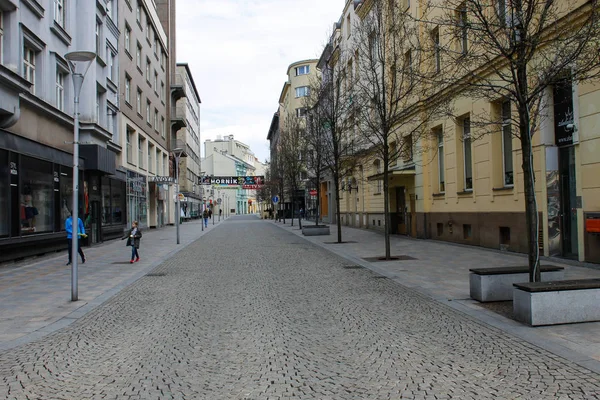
left=309, top=34, right=363, bottom=243
left=353, top=0, right=450, bottom=259
left=278, top=115, right=308, bottom=228
left=425, top=0, right=600, bottom=281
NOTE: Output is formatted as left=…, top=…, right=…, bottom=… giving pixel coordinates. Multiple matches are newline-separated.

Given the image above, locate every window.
left=148, top=145, right=153, bottom=173
left=463, top=224, right=472, bottom=239
left=160, top=116, right=165, bottom=138
left=96, top=92, right=101, bottom=123
left=458, top=3, right=468, bottom=54
left=126, top=129, right=133, bottom=163
left=154, top=109, right=158, bottom=131
left=146, top=23, right=151, bottom=41
left=402, top=0, right=411, bottom=10
left=138, top=137, right=144, bottom=168
left=431, top=27, right=441, bottom=73
left=107, top=108, right=114, bottom=135
left=54, top=0, right=65, bottom=28
left=295, top=65, right=310, bottom=76
left=136, top=43, right=142, bottom=69
left=501, top=100, right=513, bottom=186
left=154, top=38, right=159, bottom=56
left=437, top=130, right=445, bottom=192
left=0, top=11, right=4, bottom=65
left=346, top=14, right=351, bottom=38
left=20, top=156, right=54, bottom=235
left=125, top=76, right=131, bottom=104
left=146, top=101, right=151, bottom=124
left=403, top=134, right=413, bottom=162
left=160, top=51, right=165, bottom=69
left=95, top=21, right=101, bottom=55
left=163, top=154, right=167, bottom=175
left=107, top=50, right=115, bottom=81
left=56, top=70, right=65, bottom=111
left=160, top=81, right=165, bottom=102
left=125, top=25, right=131, bottom=53
left=23, top=46, right=36, bottom=91
left=136, top=3, right=141, bottom=23
left=295, top=86, right=309, bottom=98
left=463, top=117, right=473, bottom=191
left=106, top=0, right=113, bottom=19
left=374, top=160, right=382, bottom=193
left=369, top=32, right=378, bottom=61
left=496, top=0, right=513, bottom=27
left=296, top=108, right=307, bottom=117
left=136, top=89, right=142, bottom=114
left=154, top=71, right=158, bottom=92
left=145, top=57, right=150, bottom=82
left=156, top=152, right=160, bottom=176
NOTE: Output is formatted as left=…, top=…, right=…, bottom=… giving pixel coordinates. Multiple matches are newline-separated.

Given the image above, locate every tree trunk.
left=383, top=162, right=391, bottom=259
left=519, top=111, right=541, bottom=282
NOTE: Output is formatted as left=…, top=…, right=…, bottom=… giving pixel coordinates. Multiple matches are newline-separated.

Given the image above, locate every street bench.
left=513, top=279, right=600, bottom=326
left=469, top=266, right=564, bottom=302
left=302, top=225, right=330, bottom=236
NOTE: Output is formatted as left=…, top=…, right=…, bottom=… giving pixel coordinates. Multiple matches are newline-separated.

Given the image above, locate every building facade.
left=174, top=62, right=201, bottom=219
left=202, top=135, right=257, bottom=215
left=0, top=0, right=124, bottom=261
left=325, top=0, right=600, bottom=265
left=117, top=0, right=170, bottom=230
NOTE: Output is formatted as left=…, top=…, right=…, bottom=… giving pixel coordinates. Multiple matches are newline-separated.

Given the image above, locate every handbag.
left=126, top=237, right=131, bottom=246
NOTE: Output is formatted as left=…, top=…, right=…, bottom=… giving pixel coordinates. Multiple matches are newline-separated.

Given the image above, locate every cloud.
left=176, top=0, right=343, bottom=161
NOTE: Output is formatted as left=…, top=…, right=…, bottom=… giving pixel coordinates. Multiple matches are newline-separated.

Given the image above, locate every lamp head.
left=65, top=51, right=96, bottom=75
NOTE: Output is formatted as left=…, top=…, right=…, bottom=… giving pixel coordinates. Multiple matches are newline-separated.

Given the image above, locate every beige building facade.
left=330, top=0, right=600, bottom=264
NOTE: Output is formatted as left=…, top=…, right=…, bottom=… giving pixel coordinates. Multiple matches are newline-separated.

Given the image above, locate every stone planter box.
left=469, top=266, right=564, bottom=302
left=513, top=279, right=600, bottom=326
left=302, top=225, right=330, bottom=236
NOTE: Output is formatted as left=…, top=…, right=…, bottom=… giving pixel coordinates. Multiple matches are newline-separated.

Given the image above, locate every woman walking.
left=123, top=221, right=142, bottom=263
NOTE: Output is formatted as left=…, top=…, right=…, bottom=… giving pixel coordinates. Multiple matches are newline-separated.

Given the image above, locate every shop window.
left=20, top=156, right=53, bottom=235
left=0, top=149, right=8, bottom=237
left=111, top=179, right=125, bottom=224
left=59, top=166, right=73, bottom=230
left=463, top=224, right=472, bottom=239
left=500, top=226, right=511, bottom=245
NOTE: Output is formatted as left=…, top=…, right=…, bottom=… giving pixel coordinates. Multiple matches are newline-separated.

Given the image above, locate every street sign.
left=272, top=195, right=279, bottom=204
left=309, top=189, right=317, bottom=196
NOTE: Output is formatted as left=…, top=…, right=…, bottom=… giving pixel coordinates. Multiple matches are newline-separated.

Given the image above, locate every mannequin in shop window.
left=20, top=186, right=39, bottom=234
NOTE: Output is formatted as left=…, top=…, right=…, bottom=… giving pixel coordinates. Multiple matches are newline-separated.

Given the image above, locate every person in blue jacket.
left=66, top=211, right=86, bottom=266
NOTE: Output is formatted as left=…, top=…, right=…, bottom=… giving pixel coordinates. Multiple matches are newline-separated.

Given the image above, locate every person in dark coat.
left=122, top=221, right=142, bottom=263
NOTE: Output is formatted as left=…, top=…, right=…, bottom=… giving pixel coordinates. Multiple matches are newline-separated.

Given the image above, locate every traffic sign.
left=217, top=198, right=222, bottom=205
left=272, top=195, right=280, bottom=204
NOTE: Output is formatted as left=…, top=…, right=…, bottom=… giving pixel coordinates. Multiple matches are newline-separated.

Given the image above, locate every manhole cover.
left=146, top=272, right=167, bottom=277
left=363, top=255, right=417, bottom=262
left=324, top=241, right=358, bottom=244
left=343, top=265, right=363, bottom=269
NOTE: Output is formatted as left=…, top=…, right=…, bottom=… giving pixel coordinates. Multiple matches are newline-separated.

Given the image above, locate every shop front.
left=126, top=170, right=148, bottom=228
left=0, top=135, right=85, bottom=262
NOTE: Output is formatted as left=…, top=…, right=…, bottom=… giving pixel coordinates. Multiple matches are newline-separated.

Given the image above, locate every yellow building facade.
left=335, top=0, right=600, bottom=264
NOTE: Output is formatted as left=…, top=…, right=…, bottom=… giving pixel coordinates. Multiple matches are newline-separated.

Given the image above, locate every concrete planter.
left=301, top=225, right=330, bottom=236
left=469, top=266, right=564, bottom=302
left=513, top=279, right=600, bottom=326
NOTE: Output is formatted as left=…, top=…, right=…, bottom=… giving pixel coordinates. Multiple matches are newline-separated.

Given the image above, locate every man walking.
left=66, top=211, right=86, bottom=265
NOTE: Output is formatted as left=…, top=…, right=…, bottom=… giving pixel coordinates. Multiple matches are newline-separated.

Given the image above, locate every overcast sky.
left=176, top=0, right=344, bottom=162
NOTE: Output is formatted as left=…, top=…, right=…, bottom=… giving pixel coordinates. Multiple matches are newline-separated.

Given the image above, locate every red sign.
left=309, top=190, right=317, bottom=196
left=242, top=184, right=261, bottom=189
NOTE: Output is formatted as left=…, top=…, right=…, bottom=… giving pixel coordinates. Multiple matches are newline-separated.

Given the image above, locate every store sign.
left=199, top=176, right=264, bottom=186
left=10, top=162, right=17, bottom=175
left=554, top=77, right=574, bottom=147
left=149, top=176, right=174, bottom=184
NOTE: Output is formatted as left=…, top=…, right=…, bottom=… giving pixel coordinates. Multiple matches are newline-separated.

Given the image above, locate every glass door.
left=559, top=146, right=578, bottom=258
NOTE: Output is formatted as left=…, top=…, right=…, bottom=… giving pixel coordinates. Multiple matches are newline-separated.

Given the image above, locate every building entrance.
left=559, top=146, right=578, bottom=258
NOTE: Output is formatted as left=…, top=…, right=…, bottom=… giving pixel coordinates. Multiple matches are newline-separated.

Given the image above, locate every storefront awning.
left=367, top=165, right=416, bottom=181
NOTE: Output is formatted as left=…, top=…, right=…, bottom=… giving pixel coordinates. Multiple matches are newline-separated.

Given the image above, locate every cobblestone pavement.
left=1, top=216, right=599, bottom=399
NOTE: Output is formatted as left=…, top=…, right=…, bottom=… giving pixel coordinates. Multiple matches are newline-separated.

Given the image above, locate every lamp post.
left=172, top=148, right=184, bottom=244
left=65, top=51, right=96, bottom=302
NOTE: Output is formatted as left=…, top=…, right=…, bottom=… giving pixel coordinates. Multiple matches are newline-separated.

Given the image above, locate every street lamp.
left=172, top=148, right=185, bottom=244
left=65, top=51, right=95, bottom=302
